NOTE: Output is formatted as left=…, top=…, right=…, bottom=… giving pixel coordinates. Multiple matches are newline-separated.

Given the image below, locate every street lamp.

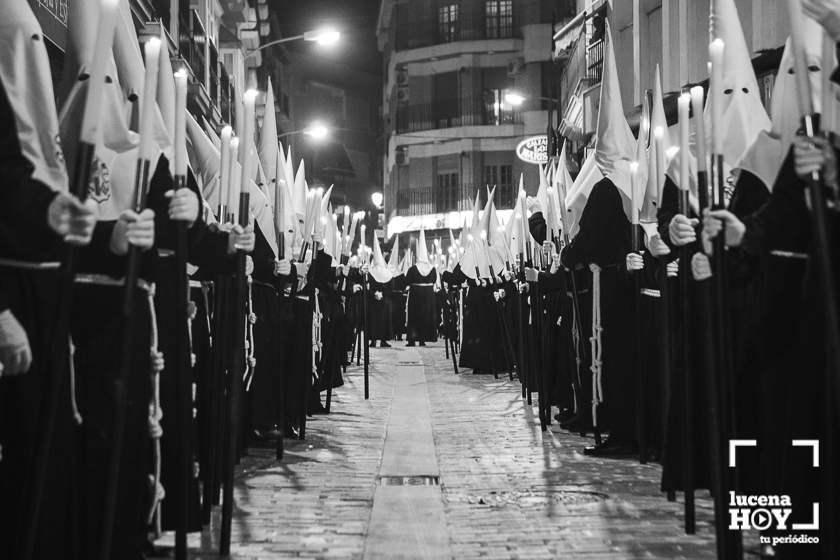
left=371, top=192, right=383, bottom=208
left=504, top=91, right=557, bottom=106
left=245, top=27, right=340, bottom=59
left=303, top=121, right=329, bottom=141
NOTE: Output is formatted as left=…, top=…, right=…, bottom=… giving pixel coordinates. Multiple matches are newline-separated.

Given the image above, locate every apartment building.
left=377, top=0, right=574, bottom=237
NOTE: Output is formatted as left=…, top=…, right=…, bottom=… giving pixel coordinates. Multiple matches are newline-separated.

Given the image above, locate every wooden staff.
left=100, top=35, right=161, bottom=560
left=20, top=2, right=119, bottom=557
left=172, top=69, right=191, bottom=560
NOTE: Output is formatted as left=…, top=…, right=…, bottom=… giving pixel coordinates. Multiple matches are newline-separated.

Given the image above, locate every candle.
left=342, top=205, right=350, bottom=253
left=80, top=0, right=120, bottom=144
left=238, top=89, right=258, bottom=218
left=228, top=137, right=240, bottom=219
left=709, top=39, right=725, bottom=155
left=219, top=126, right=232, bottom=218
left=690, top=86, right=707, bottom=172
left=629, top=161, right=640, bottom=225
left=678, top=92, right=691, bottom=192
left=653, top=127, right=665, bottom=202
left=786, top=0, right=815, bottom=118
left=139, top=37, right=162, bottom=161
left=173, top=70, right=188, bottom=177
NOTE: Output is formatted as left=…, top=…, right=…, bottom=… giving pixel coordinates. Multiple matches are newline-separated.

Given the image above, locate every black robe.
left=368, top=275, right=393, bottom=342
left=404, top=265, right=438, bottom=342
left=560, top=178, right=633, bottom=434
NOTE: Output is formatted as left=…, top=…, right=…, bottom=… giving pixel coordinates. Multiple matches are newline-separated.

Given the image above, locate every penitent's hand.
left=47, top=192, right=98, bottom=246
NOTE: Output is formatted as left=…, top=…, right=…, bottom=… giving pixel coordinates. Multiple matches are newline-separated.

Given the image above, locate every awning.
left=553, top=11, right=585, bottom=59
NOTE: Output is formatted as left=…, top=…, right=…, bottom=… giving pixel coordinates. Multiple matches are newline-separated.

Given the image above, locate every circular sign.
left=516, top=135, right=548, bottom=165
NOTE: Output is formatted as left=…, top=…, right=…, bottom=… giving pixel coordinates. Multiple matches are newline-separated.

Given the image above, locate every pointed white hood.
left=707, top=0, right=771, bottom=166
left=370, top=235, right=393, bottom=283
left=415, top=228, right=433, bottom=276
left=0, top=0, right=68, bottom=193
left=259, top=79, right=278, bottom=207
left=388, top=235, right=401, bottom=274
left=566, top=21, right=633, bottom=237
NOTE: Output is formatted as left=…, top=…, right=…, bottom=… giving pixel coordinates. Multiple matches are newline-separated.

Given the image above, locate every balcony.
left=395, top=183, right=517, bottom=217
left=396, top=95, right=521, bottom=134
left=395, top=11, right=519, bottom=51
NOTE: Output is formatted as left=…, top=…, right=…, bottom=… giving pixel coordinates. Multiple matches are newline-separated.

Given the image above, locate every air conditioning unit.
left=396, top=67, right=409, bottom=86
left=396, top=86, right=410, bottom=103
left=396, top=147, right=409, bottom=166
left=507, top=57, right=525, bottom=77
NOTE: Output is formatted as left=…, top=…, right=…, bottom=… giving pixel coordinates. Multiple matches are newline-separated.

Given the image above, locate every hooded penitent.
left=259, top=78, right=278, bottom=207
left=737, top=18, right=827, bottom=192
left=0, top=0, right=68, bottom=193
left=415, top=227, right=433, bottom=276
left=388, top=235, right=400, bottom=274
left=707, top=0, right=771, bottom=167
left=565, top=21, right=631, bottom=237
left=370, top=235, right=393, bottom=284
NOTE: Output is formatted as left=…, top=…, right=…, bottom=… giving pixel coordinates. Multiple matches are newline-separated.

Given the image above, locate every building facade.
left=552, top=0, right=789, bottom=160
left=377, top=0, right=574, bottom=236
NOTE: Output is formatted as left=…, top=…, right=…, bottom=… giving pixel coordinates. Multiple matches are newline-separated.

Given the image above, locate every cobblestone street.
left=161, top=342, right=719, bottom=559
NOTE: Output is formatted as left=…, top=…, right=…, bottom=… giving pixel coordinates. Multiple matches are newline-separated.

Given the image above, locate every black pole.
left=20, top=140, right=95, bottom=559
left=220, top=191, right=250, bottom=555
left=99, top=155, right=152, bottom=560
left=363, top=271, right=370, bottom=400
left=173, top=174, right=191, bottom=560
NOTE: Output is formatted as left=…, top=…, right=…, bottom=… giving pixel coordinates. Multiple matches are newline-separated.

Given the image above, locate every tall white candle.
left=228, top=137, right=240, bottom=219
left=81, top=0, right=120, bottom=145
left=139, top=37, right=162, bottom=161
left=238, top=89, right=258, bottom=218
left=173, top=70, right=188, bottom=177
left=219, top=126, right=232, bottom=217
left=709, top=39, right=725, bottom=155
left=678, top=92, right=691, bottom=192
left=629, top=161, right=640, bottom=225
left=653, top=127, right=665, bottom=202
left=690, top=86, right=707, bottom=173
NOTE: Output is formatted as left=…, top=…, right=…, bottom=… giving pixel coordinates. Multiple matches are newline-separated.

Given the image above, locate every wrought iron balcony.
left=395, top=11, right=519, bottom=51
left=395, top=183, right=517, bottom=217
left=395, top=95, right=521, bottom=134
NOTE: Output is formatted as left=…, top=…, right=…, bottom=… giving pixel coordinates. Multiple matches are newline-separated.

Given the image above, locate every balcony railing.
left=395, top=12, right=519, bottom=51
left=395, top=183, right=517, bottom=216
left=396, top=95, right=521, bottom=133
left=179, top=10, right=207, bottom=84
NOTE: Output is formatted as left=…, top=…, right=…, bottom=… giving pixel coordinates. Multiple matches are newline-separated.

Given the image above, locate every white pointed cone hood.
left=259, top=79, right=278, bottom=205
left=567, top=22, right=633, bottom=237
left=370, top=235, right=393, bottom=283
left=203, top=116, right=221, bottom=149
left=593, top=22, right=635, bottom=190
left=156, top=29, right=175, bottom=145
left=707, top=0, right=771, bottom=166
left=388, top=235, right=400, bottom=273
left=0, top=0, right=68, bottom=193
left=186, top=111, right=219, bottom=193
left=415, top=228, right=432, bottom=275
left=536, top=164, right=551, bottom=221
left=293, top=159, right=307, bottom=220
left=469, top=189, right=482, bottom=237
left=113, top=0, right=143, bottom=101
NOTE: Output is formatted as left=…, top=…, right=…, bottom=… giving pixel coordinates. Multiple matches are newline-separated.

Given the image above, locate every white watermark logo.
left=727, top=439, right=820, bottom=547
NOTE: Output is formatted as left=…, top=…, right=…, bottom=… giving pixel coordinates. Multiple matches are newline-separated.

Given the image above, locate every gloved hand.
left=668, top=214, right=698, bottom=246
left=524, top=267, right=539, bottom=282
left=47, top=192, right=98, bottom=246
left=703, top=208, right=746, bottom=248
left=312, top=230, right=323, bottom=246
left=666, top=259, right=679, bottom=278
left=374, top=290, right=383, bottom=301
left=625, top=252, right=644, bottom=271
left=0, top=310, right=32, bottom=376
left=352, top=284, right=362, bottom=294
left=691, top=252, right=713, bottom=281
left=803, top=0, right=840, bottom=41
left=227, top=224, right=255, bottom=254
left=274, top=259, right=292, bottom=276
left=165, top=188, right=199, bottom=226
left=647, top=234, right=672, bottom=257
left=110, top=208, right=155, bottom=254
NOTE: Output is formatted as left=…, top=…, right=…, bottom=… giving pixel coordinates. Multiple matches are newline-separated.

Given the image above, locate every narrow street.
left=165, top=342, right=719, bottom=559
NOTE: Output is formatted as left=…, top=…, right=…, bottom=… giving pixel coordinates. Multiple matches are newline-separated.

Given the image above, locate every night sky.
left=269, top=0, right=382, bottom=76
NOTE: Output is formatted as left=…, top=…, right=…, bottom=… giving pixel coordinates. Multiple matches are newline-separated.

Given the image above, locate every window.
left=438, top=4, right=459, bottom=43
left=485, top=1, right=513, bottom=39
left=482, top=88, right=517, bottom=125
left=483, top=165, right=513, bottom=207
left=436, top=173, right=459, bottom=212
